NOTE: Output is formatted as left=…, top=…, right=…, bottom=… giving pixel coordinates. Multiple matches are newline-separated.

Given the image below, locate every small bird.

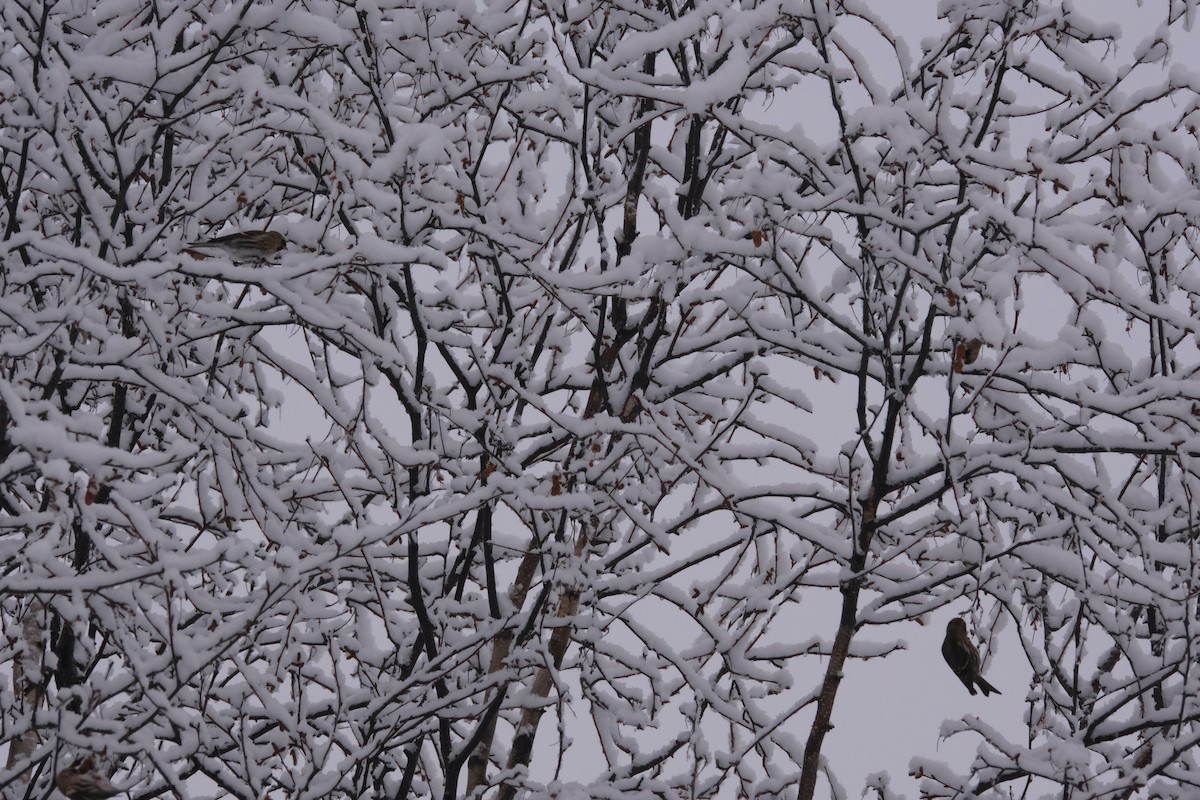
left=942, top=617, right=1000, bottom=696
left=186, top=230, right=286, bottom=261
left=55, top=755, right=122, bottom=800
left=961, top=338, right=983, bottom=365
left=953, top=338, right=984, bottom=373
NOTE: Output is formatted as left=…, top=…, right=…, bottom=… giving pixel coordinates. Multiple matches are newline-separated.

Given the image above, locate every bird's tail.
left=976, top=676, right=1001, bottom=696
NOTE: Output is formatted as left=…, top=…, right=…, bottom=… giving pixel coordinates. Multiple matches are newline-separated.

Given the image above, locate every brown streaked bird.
left=186, top=230, right=286, bottom=261
left=55, top=755, right=122, bottom=800
left=942, top=617, right=1000, bottom=696
left=961, top=338, right=983, bottom=365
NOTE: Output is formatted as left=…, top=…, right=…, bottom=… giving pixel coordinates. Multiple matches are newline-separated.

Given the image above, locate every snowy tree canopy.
left=3, top=1, right=1200, bottom=799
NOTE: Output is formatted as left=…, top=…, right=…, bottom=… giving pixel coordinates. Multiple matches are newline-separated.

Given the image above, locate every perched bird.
left=186, top=230, right=286, bottom=261
left=55, top=755, right=122, bottom=800
left=953, top=338, right=984, bottom=373
left=942, top=617, right=1000, bottom=696
left=961, top=338, right=983, bottom=365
